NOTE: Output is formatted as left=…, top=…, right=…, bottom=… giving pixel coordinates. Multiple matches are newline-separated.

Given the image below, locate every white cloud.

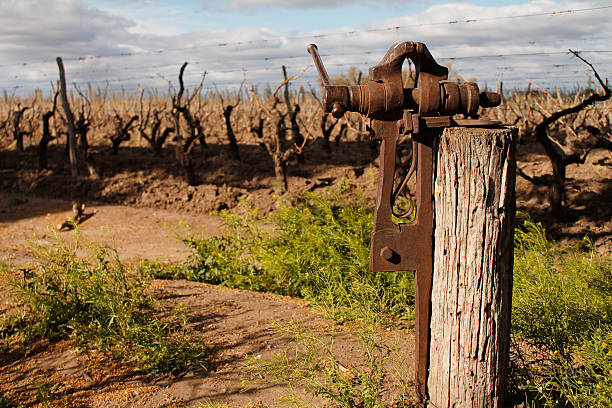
left=199, top=0, right=402, bottom=11
left=0, top=0, right=610, bottom=93
left=0, top=0, right=139, bottom=61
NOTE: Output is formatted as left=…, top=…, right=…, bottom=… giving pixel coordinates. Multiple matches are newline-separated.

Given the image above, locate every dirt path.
left=1, top=139, right=610, bottom=406
left=0, top=192, right=224, bottom=266
left=0, top=193, right=414, bottom=407
left=0, top=279, right=415, bottom=407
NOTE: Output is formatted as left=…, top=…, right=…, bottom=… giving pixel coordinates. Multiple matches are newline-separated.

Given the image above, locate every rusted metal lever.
left=308, top=41, right=501, bottom=405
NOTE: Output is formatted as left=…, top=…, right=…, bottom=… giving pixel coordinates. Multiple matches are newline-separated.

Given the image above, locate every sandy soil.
left=0, top=193, right=413, bottom=408
left=1, top=137, right=609, bottom=252
left=0, top=193, right=223, bottom=266
left=0, top=278, right=414, bottom=407
left=0, top=135, right=609, bottom=407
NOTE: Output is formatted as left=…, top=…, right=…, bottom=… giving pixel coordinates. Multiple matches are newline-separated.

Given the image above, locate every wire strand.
left=0, top=4, right=610, bottom=69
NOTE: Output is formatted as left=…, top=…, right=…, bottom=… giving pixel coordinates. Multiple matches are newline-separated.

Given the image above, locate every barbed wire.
left=3, top=32, right=609, bottom=79
left=1, top=49, right=610, bottom=87
left=0, top=4, right=610, bottom=70
left=5, top=67, right=609, bottom=95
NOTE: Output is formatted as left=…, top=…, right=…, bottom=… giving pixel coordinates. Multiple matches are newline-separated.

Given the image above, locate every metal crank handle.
left=307, top=44, right=330, bottom=86
left=308, top=44, right=347, bottom=118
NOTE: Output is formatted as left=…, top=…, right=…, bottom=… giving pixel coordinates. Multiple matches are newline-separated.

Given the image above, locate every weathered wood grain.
left=427, top=127, right=516, bottom=408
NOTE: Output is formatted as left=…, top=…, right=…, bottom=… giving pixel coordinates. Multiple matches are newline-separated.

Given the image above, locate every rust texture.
left=308, top=41, right=502, bottom=405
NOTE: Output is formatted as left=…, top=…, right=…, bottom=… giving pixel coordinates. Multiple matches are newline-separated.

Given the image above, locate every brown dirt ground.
left=0, top=279, right=414, bottom=408
left=1, top=136, right=609, bottom=251
left=0, top=135, right=610, bottom=407
left=0, top=193, right=224, bottom=266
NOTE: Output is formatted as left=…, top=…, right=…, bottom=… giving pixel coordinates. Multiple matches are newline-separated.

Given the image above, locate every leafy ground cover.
left=145, top=184, right=415, bottom=323
left=0, top=229, right=207, bottom=378
left=147, top=187, right=611, bottom=407
left=511, top=217, right=611, bottom=407
left=0, top=187, right=609, bottom=407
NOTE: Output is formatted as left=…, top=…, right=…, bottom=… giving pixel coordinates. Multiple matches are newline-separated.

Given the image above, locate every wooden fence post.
left=427, top=127, right=516, bottom=407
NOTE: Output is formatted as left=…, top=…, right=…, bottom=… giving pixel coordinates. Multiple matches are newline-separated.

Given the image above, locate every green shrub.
left=160, top=186, right=414, bottom=320
left=0, top=229, right=206, bottom=376
left=512, top=218, right=611, bottom=407
left=150, top=190, right=611, bottom=406
left=0, top=392, right=16, bottom=408
left=155, top=187, right=415, bottom=406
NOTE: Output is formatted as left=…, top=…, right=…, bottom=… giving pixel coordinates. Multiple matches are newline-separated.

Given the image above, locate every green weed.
left=511, top=218, right=611, bottom=407
left=243, top=284, right=409, bottom=408
left=0, top=262, right=11, bottom=274
left=148, top=190, right=610, bottom=407
left=35, top=382, right=53, bottom=407
left=244, top=323, right=394, bottom=408
left=0, top=392, right=17, bottom=408
left=150, top=185, right=415, bottom=406
left=0, top=229, right=206, bottom=376
left=153, top=184, right=414, bottom=321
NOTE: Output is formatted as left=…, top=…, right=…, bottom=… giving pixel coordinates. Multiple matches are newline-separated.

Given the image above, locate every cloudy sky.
left=0, top=0, right=610, bottom=94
